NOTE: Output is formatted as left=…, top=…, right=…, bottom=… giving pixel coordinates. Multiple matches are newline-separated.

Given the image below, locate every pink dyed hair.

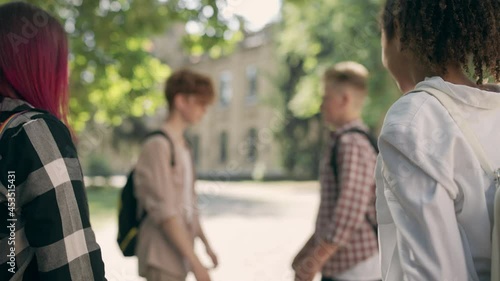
left=0, top=2, right=69, bottom=126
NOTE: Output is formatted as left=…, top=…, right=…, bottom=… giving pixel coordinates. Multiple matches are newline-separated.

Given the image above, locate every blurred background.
left=3, top=0, right=401, bottom=280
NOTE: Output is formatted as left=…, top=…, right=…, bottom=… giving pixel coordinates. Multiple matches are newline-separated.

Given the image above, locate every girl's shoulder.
left=479, top=83, right=500, bottom=93
left=1, top=109, right=76, bottom=163
left=383, top=90, right=446, bottom=130
left=3, top=109, right=71, bottom=142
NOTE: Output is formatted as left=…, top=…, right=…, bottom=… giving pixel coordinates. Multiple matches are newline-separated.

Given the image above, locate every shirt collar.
left=414, top=76, right=500, bottom=110
left=0, top=96, right=33, bottom=112
left=330, top=119, right=367, bottom=138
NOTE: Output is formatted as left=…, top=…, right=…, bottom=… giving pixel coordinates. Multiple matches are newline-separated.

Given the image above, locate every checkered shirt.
left=315, top=120, right=378, bottom=277
left=0, top=97, right=106, bottom=280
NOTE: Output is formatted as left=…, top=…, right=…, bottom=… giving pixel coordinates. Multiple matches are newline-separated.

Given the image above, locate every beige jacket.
left=133, top=129, right=199, bottom=278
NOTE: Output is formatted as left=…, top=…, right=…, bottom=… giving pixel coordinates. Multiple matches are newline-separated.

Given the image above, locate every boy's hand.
left=294, top=271, right=317, bottom=281
left=192, top=260, right=212, bottom=281
left=293, top=257, right=322, bottom=281
left=292, top=235, right=316, bottom=270
left=293, top=237, right=338, bottom=281
left=292, top=247, right=308, bottom=270
left=206, top=246, right=219, bottom=269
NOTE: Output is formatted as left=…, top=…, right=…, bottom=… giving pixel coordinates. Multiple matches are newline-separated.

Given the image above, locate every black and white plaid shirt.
left=0, top=97, right=106, bottom=280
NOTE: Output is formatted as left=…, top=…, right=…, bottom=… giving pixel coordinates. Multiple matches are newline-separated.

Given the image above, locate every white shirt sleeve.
left=378, top=122, right=470, bottom=281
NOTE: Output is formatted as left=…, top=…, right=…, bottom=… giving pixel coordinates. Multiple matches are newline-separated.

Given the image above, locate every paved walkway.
left=94, top=181, right=321, bottom=281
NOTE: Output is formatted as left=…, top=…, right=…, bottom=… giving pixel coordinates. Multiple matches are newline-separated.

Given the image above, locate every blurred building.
left=152, top=26, right=285, bottom=180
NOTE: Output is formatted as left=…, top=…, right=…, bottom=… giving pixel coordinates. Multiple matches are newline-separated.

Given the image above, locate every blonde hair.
left=324, top=61, right=369, bottom=91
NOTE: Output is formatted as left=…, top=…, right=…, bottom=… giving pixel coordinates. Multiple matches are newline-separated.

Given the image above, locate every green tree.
left=275, top=0, right=399, bottom=178
left=2, top=0, right=236, bottom=131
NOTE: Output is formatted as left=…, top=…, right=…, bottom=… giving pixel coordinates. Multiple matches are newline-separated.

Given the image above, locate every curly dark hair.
left=381, top=0, right=500, bottom=83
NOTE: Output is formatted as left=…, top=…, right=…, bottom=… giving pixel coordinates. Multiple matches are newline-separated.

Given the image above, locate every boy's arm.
left=292, top=234, right=315, bottom=270
left=190, top=181, right=218, bottom=268
left=161, top=218, right=212, bottom=281
left=321, top=135, right=376, bottom=249
left=194, top=215, right=218, bottom=268
left=293, top=236, right=338, bottom=281
left=196, top=217, right=209, bottom=246
left=161, top=217, right=204, bottom=268
left=134, top=138, right=210, bottom=280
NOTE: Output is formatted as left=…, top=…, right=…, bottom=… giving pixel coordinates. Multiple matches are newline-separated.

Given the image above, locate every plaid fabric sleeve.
left=323, top=134, right=376, bottom=246
left=9, top=115, right=106, bottom=280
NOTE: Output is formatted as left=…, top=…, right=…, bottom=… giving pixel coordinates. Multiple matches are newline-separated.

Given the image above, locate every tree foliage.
left=2, top=0, right=401, bottom=179
left=275, top=0, right=399, bottom=178
left=1, top=0, right=235, bottom=131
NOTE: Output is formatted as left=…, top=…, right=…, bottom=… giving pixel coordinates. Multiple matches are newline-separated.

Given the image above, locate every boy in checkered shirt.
left=292, top=62, right=380, bottom=281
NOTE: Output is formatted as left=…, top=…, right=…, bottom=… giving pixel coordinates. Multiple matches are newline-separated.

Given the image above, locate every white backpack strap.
left=413, top=87, right=500, bottom=281
left=415, top=87, right=496, bottom=178
left=493, top=190, right=500, bottom=281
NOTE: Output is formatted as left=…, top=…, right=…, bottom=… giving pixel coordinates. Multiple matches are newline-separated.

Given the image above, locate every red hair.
left=0, top=2, right=69, bottom=125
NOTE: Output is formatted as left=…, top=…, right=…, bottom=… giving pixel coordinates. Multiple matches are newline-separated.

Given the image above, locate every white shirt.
left=334, top=254, right=381, bottom=280
left=376, top=77, right=500, bottom=281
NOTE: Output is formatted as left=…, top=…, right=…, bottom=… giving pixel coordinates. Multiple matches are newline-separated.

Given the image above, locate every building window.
left=219, top=71, right=232, bottom=107
left=246, top=65, right=258, bottom=103
left=248, top=128, right=258, bottom=162
left=219, top=131, right=228, bottom=163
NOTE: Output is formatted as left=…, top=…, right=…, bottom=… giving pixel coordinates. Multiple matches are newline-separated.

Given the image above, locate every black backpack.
left=330, top=128, right=379, bottom=236
left=117, top=131, right=175, bottom=257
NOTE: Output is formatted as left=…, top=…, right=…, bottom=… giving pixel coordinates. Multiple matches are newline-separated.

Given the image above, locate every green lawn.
left=86, top=186, right=121, bottom=227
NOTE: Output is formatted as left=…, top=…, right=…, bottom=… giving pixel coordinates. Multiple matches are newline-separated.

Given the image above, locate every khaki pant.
left=146, top=266, right=185, bottom=281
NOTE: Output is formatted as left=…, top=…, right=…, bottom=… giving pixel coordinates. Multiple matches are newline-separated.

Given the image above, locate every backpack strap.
left=329, top=127, right=379, bottom=237
left=146, top=130, right=176, bottom=166
left=330, top=128, right=379, bottom=182
left=415, top=87, right=500, bottom=280
left=414, top=87, right=497, bottom=179
left=0, top=110, right=30, bottom=140
left=135, top=130, right=176, bottom=223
